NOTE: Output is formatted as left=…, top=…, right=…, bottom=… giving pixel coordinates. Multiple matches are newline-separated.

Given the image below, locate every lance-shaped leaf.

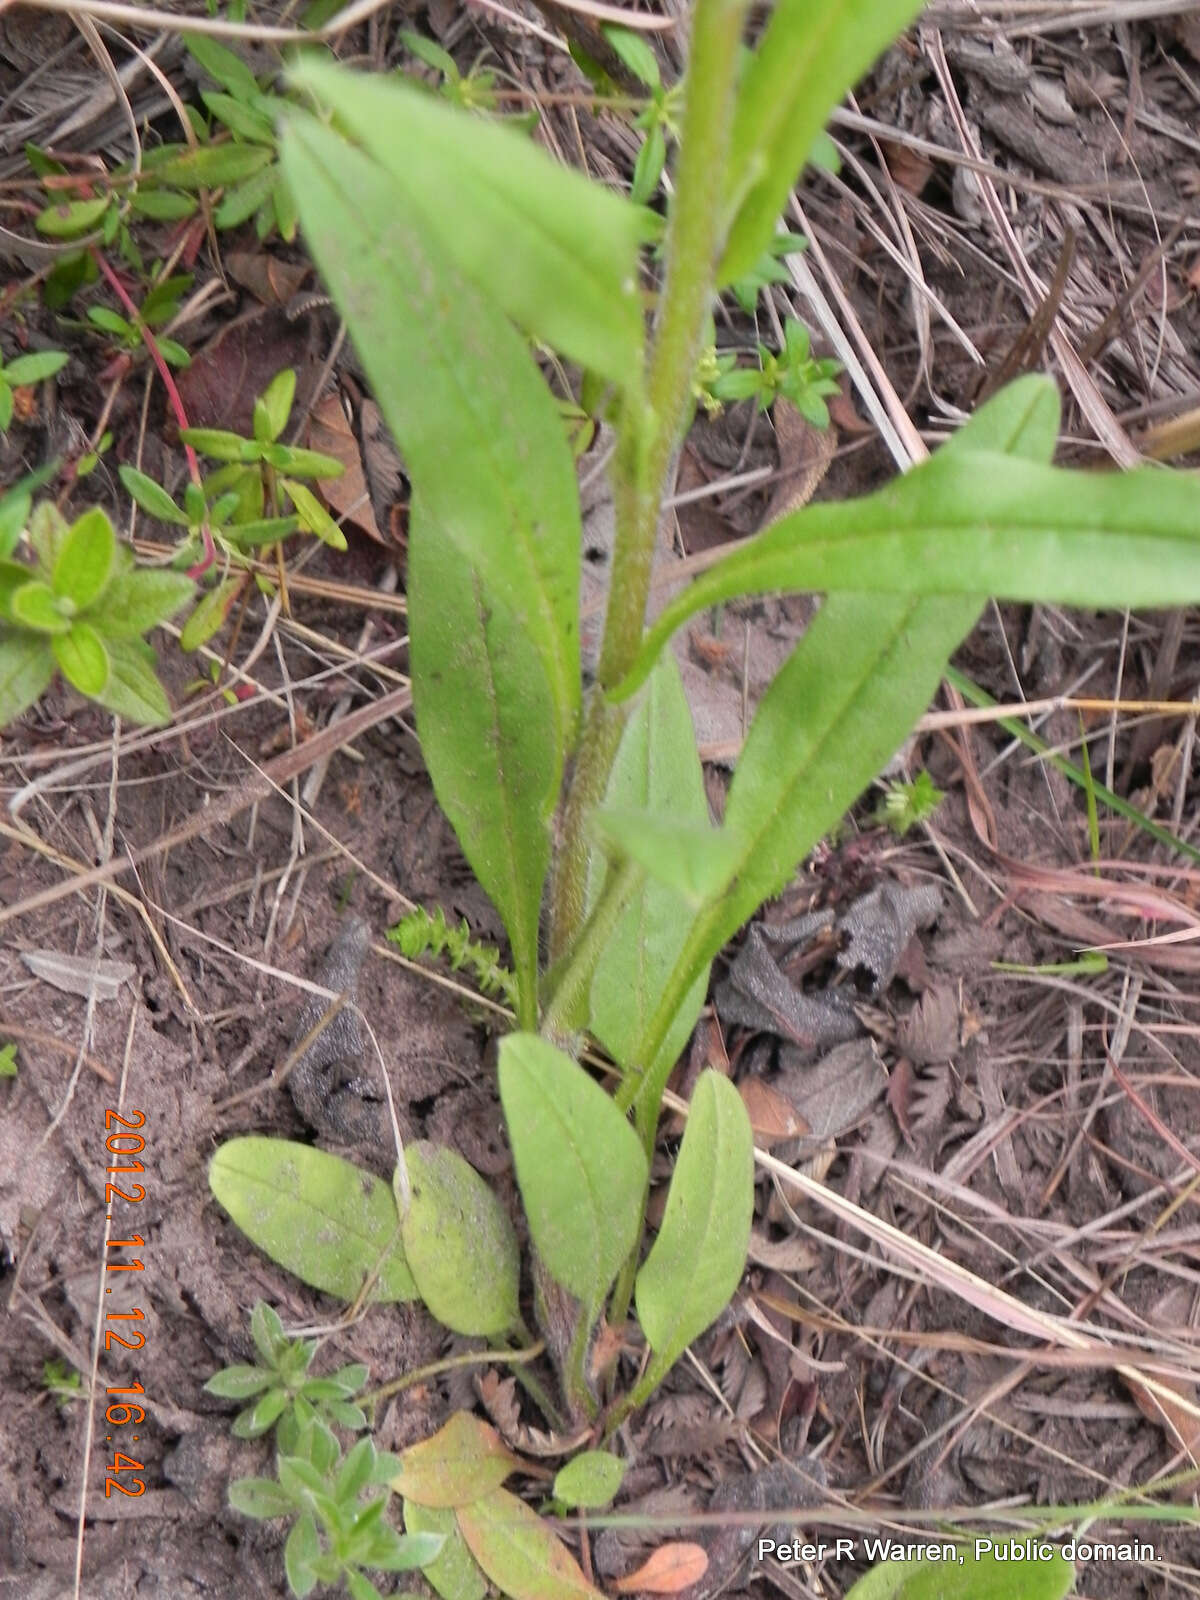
left=616, top=449, right=1200, bottom=700
left=281, top=113, right=581, bottom=1020
left=498, top=1033, right=646, bottom=1307
left=618, top=379, right=1061, bottom=1116
left=719, top=0, right=924, bottom=284
left=587, top=655, right=715, bottom=1078
left=844, top=1546, right=1075, bottom=1600
left=291, top=58, right=644, bottom=389
left=635, top=1071, right=753, bottom=1373
left=0, top=633, right=54, bottom=727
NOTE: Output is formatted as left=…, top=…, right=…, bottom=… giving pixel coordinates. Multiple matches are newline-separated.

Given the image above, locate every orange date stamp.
left=101, top=1107, right=149, bottom=1500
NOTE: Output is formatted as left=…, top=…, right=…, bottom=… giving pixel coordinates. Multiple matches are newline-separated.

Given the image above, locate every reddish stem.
left=90, top=247, right=215, bottom=574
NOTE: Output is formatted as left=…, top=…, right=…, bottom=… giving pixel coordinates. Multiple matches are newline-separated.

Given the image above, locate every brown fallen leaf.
left=739, top=1078, right=810, bottom=1147
left=306, top=390, right=384, bottom=542
left=614, top=1542, right=708, bottom=1595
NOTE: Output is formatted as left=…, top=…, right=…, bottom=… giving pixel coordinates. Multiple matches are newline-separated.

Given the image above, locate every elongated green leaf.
left=119, top=465, right=188, bottom=526
left=498, top=1033, right=647, bottom=1307
left=404, top=1501, right=488, bottom=1600
left=391, top=1413, right=520, bottom=1509
left=400, top=1142, right=521, bottom=1338
left=844, top=1547, right=1074, bottom=1600
left=180, top=575, right=243, bottom=651
left=552, top=1451, right=625, bottom=1510
left=456, top=1486, right=605, bottom=1600
left=635, top=1070, right=752, bottom=1371
left=290, top=58, right=644, bottom=388
left=35, top=197, right=110, bottom=238
left=179, top=426, right=259, bottom=462
left=52, top=507, right=115, bottom=609
left=719, top=0, right=923, bottom=283
left=101, top=566, right=194, bottom=636
left=3, top=350, right=68, bottom=386
left=208, top=1136, right=417, bottom=1303
left=91, top=638, right=173, bottom=724
left=53, top=621, right=109, bottom=696
left=616, top=450, right=1200, bottom=700
left=155, top=142, right=274, bottom=189
left=587, top=655, right=711, bottom=1077
left=407, top=519, right=560, bottom=1021
left=282, top=114, right=581, bottom=1017
left=0, top=632, right=54, bottom=727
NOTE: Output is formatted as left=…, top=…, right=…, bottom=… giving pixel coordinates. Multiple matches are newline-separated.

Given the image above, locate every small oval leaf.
left=209, top=1136, right=417, bottom=1303
left=400, top=1142, right=521, bottom=1338
left=391, top=1412, right=520, bottom=1509
left=53, top=621, right=109, bottom=696
left=635, top=1071, right=753, bottom=1371
left=498, top=1034, right=647, bottom=1308
left=553, top=1450, right=625, bottom=1510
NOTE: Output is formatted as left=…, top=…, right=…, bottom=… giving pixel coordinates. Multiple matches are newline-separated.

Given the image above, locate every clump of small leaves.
left=0, top=503, right=192, bottom=726
left=873, top=769, right=944, bottom=836
left=43, top=1359, right=83, bottom=1406
left=230, top=1422, right=440, bottom=1600
left=81, top=274, right=193, bottom=371
left=0, top=1042, right=17, bottom=1078
left=387, top=906, right=517, bottom=1006
left=120, top=367, right=344, bottom=651
left=204, top=1301, right=368, bottom=1449
left=706, top=316, right=842, bottom=424
left=0, top=348, right=68, bottom=431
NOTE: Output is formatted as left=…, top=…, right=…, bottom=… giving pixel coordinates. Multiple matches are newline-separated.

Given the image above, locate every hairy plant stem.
left=548, top=0, right=750, bottom=968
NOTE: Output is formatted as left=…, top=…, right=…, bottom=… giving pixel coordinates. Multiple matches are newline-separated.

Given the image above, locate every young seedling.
left=205, top=1301, right=369, bottom=1448
left=0, top=502, right=192, bottom=726
left=0, top=347, right=68, bottom=432
left=121, top=367, right=344, bottom=651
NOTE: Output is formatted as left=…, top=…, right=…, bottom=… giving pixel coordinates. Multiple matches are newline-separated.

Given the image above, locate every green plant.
left=0, top=503, right=192, bottom=726
left=231, top=1423, right=439, bottom=1600
left=120, top=367, right=344, bottom=649
left=42, top=1359, right=83, bottom=1406
left=0, top=1042, right=17, bottom=1078
left=704, top=315, right=841, bottom=423
left=205, top=1301, right=369, bottom=1447
left=82, top=274, right=193, bottom=370
left=0, top=347, right=67, bottom=431
left=872, top=769, right=944, bottom=835
left=204, top=1, right=1200, bottom=1589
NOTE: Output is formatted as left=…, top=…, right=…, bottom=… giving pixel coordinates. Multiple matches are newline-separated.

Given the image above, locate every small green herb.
left=872, top=769, right=944, bottom=836
left=0, top=503, right=192, bottom=726
left=386, top=907, right=516, bottom=1007
left=43, top=1359, right=84, bottom=1406
left=0, top=347, right=68, bottom=432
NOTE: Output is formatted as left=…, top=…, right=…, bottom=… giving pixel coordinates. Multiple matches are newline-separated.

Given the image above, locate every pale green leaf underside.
left=720, top=0, right=925, bottom=283
left=844, top=1549, right=1074, bottom=1600
left=587, top=656, right=713, bottom=1080
left=400, top=1141, right=521, bottom=1338
left=291, top=58, right=644, bottom=389
left=635, top=1071, right=753, bottom=1366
